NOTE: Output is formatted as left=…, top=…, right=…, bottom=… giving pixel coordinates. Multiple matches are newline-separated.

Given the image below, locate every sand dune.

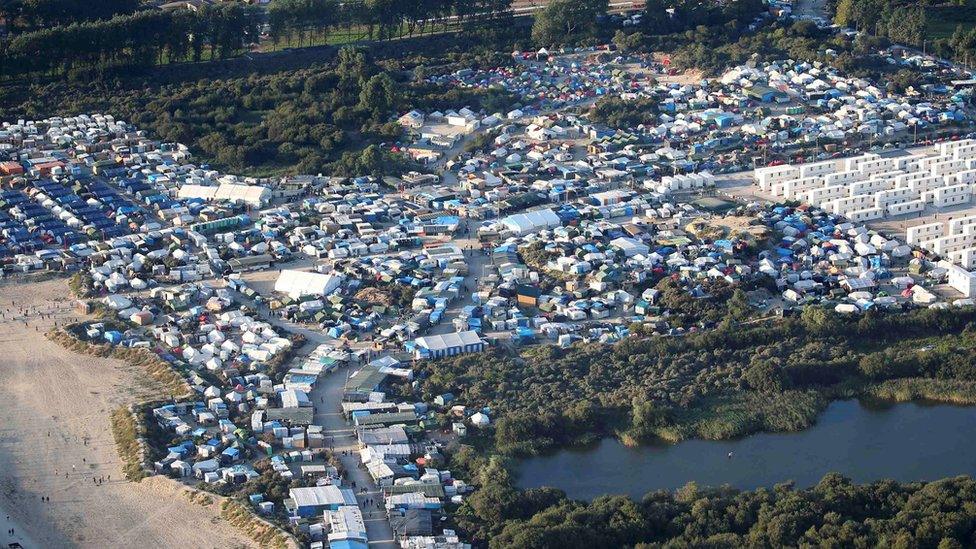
left=0, top=278, right=256, bottom=549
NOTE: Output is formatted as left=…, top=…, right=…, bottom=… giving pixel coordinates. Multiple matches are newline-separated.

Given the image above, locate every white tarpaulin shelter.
left=500, top=209, right=560, bottom=236
left=274, top=270, right=344, bottom=299
left=611, top=237, right=650, bottom=257
left=178, top=182, right=270, bottom=207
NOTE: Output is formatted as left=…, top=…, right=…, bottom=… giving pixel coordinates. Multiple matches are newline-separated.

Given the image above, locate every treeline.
left=267, top=0, right=515, bottom=47
left=642, top=0, right=766, bottom=36
left=419, top=289, right=976, bottom=454
left=0, top=0, right=139, bottom=32
left=835, top=0, right=976, bottom=65
left=0, top=4, right=262, bottom=79
left=834, top=0, right=928, bottom=46
left=607, top=9, right=825, bottom=75
left=453, top=455, right=976, bottom=548
left=0, top=0, right=520, bottom=79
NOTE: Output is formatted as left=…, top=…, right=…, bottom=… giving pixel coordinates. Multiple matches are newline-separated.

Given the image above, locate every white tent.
left=610, top=237, right=650, bottom=258
left=274, top=270, right=344, bottom=299
left=500, top=209, right=560, bottom=236
left=178, top=182, right=270, bottom=207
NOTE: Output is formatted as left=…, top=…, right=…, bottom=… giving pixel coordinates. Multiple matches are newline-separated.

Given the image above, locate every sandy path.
left=0, top=278, right=257, bottom=549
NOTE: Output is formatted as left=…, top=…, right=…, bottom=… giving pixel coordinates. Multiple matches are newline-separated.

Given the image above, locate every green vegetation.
left=67, top=271, right=95, bottom=298
left=867, top=378, right=976, bottom=404
left=0, top=0, right=519, bottom=79
left=268, top=0, right=515, bottom=48
left=264, top=333, right=308, bottom=383
left=220, top=498, right=294, bottom=549
left=0, top=4, right=262, bottom=79
left=834, top=0, right=927, bottom=44
left=531, top=0, right=608, bottom=47
left=528, top=0, right=765, bottom=48
left=642, top=0, right=766, bottom=35
left=109, top=406, right=146, bottom=482
left=834, top=0, right=976, bottom=65
left=0, top=0, right=139, bottom=32
left=457, top=467, right=976, bottom=547
left=607, top=17, right=938, bottom=95
left=420, top=301, right=976, bottom=455
left=0, top=31, right=522, bottom=177
left=667, top=20, right=866, bottom=76
left=587, top=96, right=660, bottom=128
left=3, top=47, right=418, bottom=177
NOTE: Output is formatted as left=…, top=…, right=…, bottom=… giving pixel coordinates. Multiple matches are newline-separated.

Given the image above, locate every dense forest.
left=419, top=282, right=976, bottom=454
left=0, top=0, right=139, bottom=31
left=450, top=453, right=976, bottom=548
left=0, top=4, right=264, bottom=78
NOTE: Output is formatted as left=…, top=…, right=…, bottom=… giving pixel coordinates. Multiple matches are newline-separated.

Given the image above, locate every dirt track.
left=0, top=278, right=256, bottom=548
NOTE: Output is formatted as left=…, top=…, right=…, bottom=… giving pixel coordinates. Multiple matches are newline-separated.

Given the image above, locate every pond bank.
left=516, top=399, right=976, bottom=500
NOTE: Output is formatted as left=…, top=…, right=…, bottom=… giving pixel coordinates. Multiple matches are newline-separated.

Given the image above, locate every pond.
left=516, top=400, right=976, bottom=500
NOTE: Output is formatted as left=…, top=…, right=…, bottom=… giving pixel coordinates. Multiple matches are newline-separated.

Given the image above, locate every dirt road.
left=224, top=287, right=397, bottom=547
left=310, top=369, right=397, bottom=548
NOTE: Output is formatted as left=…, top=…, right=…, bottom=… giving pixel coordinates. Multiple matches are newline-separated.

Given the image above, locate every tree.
left=266, top=0, right=292, bottom=48
left=357, top=144, right=386, bottom=177
left=726, top=288, right=751, bottom=323
left=885, top=7, right=926, bottom=47
left=465, top=456, right=519, bottom=528
left=629, top=397, right=668, bottom=440
left=337, top=46, right=369, bottom=101
left=643, top=0, right=671, bottom=34
left=531, top=0, right=608, bottom=47
left=744, top=359, right=788, bottom=392
left=800, top=306, right=842, bottom=337
left=612, top=29, right=645, bottom=52
left=358, top=72, right=397, bottom=122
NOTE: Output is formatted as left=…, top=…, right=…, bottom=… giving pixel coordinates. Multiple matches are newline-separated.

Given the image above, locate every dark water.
left=516, top=400, right=976, bottom=500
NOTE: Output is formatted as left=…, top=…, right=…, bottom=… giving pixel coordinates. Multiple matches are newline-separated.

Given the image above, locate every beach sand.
left=0, top=278, right=256, bottom=548
left=1, top=505, right=36, bottom=548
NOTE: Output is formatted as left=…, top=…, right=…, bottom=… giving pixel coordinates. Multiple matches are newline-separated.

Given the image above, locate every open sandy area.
left=0, top=277, right=257, bottom=549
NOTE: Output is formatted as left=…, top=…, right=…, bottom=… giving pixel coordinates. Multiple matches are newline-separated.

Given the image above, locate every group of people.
left=1, top=299, right=64, bottom=329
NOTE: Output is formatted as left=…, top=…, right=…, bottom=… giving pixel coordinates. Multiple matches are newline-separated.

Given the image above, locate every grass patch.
left=648, top=390, right=826, bottom=443
left=220, top=499, right=295, bottom=549
left=110, top=407, right=146, bottom=482
left=184, top=488, right=215, bottom=507
left=866, top=378, right=976, bottom=405
left=67, top=272, right=96, bottom=298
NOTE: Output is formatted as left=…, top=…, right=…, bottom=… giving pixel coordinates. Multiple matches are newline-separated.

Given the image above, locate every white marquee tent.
left=500, top=209, right=560, bottom=236
left=274, top=270, right=344, bottom=299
